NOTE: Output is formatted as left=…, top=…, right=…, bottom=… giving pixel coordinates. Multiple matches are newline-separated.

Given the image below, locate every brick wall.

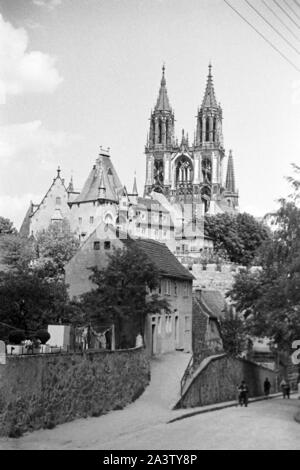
left=0, top=347, right=150, bottom=437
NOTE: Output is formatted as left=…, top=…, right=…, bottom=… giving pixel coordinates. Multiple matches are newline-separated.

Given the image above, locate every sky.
left=1, top=0, right=300, bottom=229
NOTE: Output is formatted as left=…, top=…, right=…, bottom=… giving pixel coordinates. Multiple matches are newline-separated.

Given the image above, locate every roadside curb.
left=168, top=393, right=283, bottom=424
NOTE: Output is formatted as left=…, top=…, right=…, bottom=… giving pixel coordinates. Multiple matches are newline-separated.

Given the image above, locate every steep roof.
left=201, top=64, right=218, bottom=109
left=19, top=202, right=34, bottom=238
left=194, top=289, right=227, bottom=319
left=155, top=65, right=172, bottom=112
left=72, top=151, right=123, bottom=204
left=129, top=238, right=194, bottom=281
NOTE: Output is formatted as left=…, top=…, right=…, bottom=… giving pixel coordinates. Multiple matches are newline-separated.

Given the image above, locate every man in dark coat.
left=264, top=377, right=271, bottom=398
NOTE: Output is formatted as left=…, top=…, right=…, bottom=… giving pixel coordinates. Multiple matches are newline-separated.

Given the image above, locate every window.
left=174, top=282, right=178, bottom=296
left=166, top=315, right=172, bottom=334
left=183, top=282, right=189, bottom=297
left=165, top=279, right=171, bottom=295
left=93, top=241, right=100, bottom=250
left=104, top=241, right=111, bottom=250
left=56, top=197, right=61, bottom=205
left=78, top=217, right=82, bottom=225
left=157, top=316, right=162, bottom=335
left=90, top=216, right=94, bottom=224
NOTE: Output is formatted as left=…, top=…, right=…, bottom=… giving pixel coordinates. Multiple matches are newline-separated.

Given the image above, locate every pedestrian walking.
left=238, top=380, right=249, bottom=407
left=264, top=377, right=271, bottom=398
left=280, top=378, right=289, bottom=398
left=285, top=380, right=291, bottom=399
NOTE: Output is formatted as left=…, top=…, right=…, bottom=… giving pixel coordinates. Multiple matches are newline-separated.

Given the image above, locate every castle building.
left=144, top=65, right=239, bottom=213
left=20, top=65, right=239, bottom=259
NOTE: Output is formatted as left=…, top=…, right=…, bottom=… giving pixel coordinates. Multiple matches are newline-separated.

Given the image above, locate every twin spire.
left=155, top=65, right=172, bottom=112
left=201, top=63, right=218, bottom=109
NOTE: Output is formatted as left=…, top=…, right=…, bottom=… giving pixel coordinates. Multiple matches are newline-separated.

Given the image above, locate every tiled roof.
left=127, top=238, right=194, bottom=281
left=194, top=289, right=227, bottom=319
left=137, top=197, right=169, bottom=213
left=72, top=152, right=123, bottom=204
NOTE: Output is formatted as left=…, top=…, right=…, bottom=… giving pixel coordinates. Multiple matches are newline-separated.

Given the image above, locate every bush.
left=8, top=330, right=25, bottom=345
left=35, top=329, right=50, bottom=344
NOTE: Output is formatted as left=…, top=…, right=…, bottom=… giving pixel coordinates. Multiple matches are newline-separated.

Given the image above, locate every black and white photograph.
left=0, top=0, right=299, bottom=452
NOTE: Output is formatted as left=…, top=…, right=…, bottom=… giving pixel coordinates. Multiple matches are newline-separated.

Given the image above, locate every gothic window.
left=213, top=117, right=217, bottom=142
left=165, top=120, right=169, bottom=144
left=158, top=120, right=162, bottom=144
left=154, top=160, right=164, bottom=188
left=205, top=117, right=210, bottom=142
left=176, top=157, right=193, bottom=185
left=199, top=119, right=203, bottom=143
left=55, top=197, right=61, bottom=205
left=202, top=157, right=212, bottom=184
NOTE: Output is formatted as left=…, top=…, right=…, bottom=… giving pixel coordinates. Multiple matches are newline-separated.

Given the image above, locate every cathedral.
left=20, top=65, right=239, bottom=257
left=144, top=64, right=238, bottom=214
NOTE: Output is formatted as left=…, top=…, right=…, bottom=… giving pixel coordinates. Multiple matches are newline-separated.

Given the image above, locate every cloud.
left=0, top=13, right=63, bottom=104
left=0, top=120, right=78, bottom=172
left=32, top=0, right=62, bottom=10
left=0, top=193, right=43, bottom=231
left=0, top=120, right=81, bottom=228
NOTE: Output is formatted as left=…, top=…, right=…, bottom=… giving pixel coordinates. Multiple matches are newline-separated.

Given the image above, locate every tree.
left=80, top=244, right=171, bottom=348
left=0, top=217, right=17, bottom=235
left=35, top=219, right=80, bottom=276
left=219, top=305, right=250, bottom=356
left=228, top=180, right=300, bottom=351
left=0, top=266, right=70, bottom=339
left=0, top=234, right=35, bottom=271
left=204, top=212, right=270, bottom=265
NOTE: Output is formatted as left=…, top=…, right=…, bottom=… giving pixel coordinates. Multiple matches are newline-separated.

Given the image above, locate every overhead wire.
left=244, top=0, right=300, bottom=55
left=223, top=0, right=300, bottom=72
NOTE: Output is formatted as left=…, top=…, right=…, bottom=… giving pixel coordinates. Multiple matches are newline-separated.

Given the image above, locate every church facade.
left=144, top=65, right=239, bottom=214
left=20, top=65, right=239, bottom=258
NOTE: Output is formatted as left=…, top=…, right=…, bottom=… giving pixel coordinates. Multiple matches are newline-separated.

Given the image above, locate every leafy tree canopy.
left=0, top=217, right=17, bottom=235
left=228, top=168, right=300, bottom=351
left=79, top=244, right=171, bottom=348
left=204, top=212, right=270, bottom=265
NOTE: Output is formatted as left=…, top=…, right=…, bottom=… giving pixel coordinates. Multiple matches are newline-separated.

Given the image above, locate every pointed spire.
left=67, top=175, right=74, bottom=192
left=132, top=172, right=138, bottom=195
left=201, top=63, right=218, bottom=109
left=155, top=65, right=172, bottom=111
left=57, top=165, right=61, bottom=178
left=226, top=150, right=236, bottom=193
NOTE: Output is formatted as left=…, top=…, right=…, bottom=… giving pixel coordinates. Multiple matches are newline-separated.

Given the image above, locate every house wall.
left=30, top=178, right=70, bottom=236
left=0, top=347, right=150, bottom=437
left=65, top=224, right=124, bottom=298
left=68, top=200, right=118, bottom=241
left=144, top=278, right=193, bottom=354
left=178, top=354, right=277, bottom=409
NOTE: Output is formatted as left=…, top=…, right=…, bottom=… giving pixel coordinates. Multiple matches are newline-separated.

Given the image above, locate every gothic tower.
left=144, top=64, right=239, bottom=213
left=144, top=65, right=175, bottom=196
left=194, top=63, right=225, bottom=212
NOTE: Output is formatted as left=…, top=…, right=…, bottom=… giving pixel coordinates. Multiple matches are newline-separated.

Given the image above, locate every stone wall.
left=178, top=354, right=276, bottom=409
left=0, top=347, right=150, bottom=437
left=188, top=264, right=241, bottom=296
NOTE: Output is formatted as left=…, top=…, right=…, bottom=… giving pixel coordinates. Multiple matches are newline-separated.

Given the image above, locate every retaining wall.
left=0, top=347, right=150, bottom=437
